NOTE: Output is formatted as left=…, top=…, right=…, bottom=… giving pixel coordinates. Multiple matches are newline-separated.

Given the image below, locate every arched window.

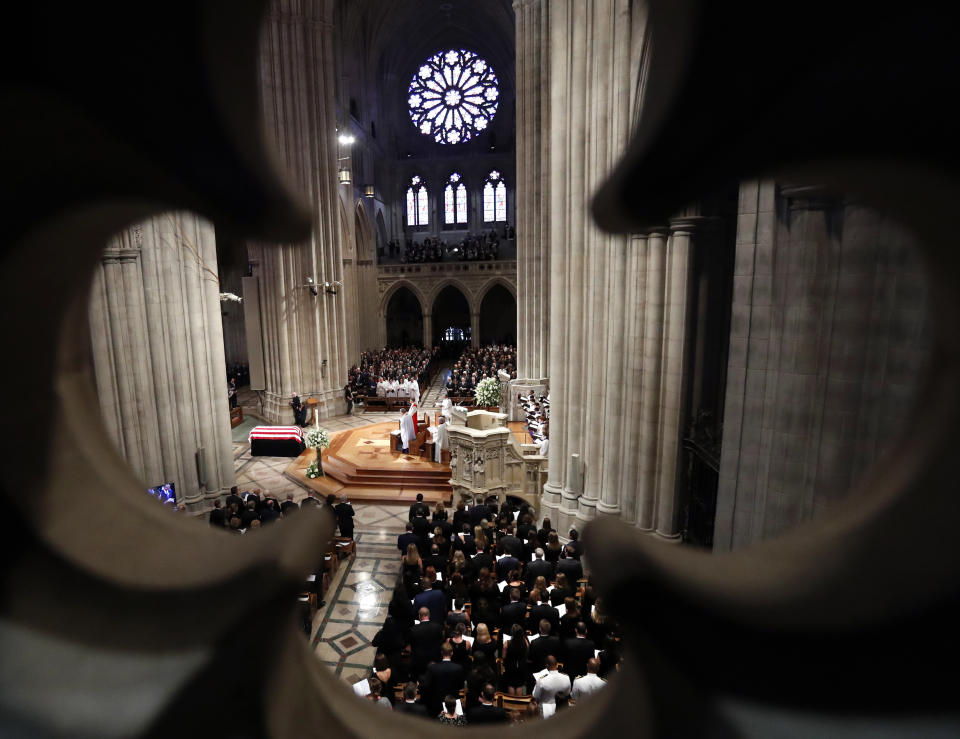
left=444, top=172, right=468, bottom=226
left=483, top=170, right=507, bottom=222
left=406, top=175, right=429, bottom=226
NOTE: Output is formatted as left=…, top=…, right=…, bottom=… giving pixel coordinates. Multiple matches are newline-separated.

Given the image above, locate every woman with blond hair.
left=471, top=622, right=498, bottom=665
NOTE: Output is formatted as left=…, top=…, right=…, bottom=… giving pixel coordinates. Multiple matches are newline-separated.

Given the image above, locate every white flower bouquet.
left=474, top=377, right=501, bottom=408
left=305, top=461, right=321, bottom=479
left=305, top=427, right=330, bottom=450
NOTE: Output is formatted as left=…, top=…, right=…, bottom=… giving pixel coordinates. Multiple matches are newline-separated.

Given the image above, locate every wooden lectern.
left=305, top=397, right=319, bottom=427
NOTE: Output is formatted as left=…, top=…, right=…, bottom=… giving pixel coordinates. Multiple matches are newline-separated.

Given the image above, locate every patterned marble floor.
left=229, top=400, right=409, bottom=686
left=308, top=512, right=407, bottom=685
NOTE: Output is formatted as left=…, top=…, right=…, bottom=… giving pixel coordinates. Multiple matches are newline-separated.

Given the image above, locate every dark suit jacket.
left=525, top=559, right=555, bottom=588
left=526, top=603, right=559, bottom=634
left=468, top=504, right=490, bottom=526
left=413, top=588, right=447, bottom=626
left=208, top=508, right=226, bottom=527
left=557, top=557, right=583, bottom=582
left=497, top=534, right=524, bottom=559
left=334, top=502, right=355, bottom=536
left=562, top=636, right=596, bottom=678
left=411, top=516, right=431, bottom=551
left=527, top=634, right=563, bottom=672
left=409, top=501, right=430, bottom=521
left=467, top=551, right=494, bottom=580
left=393, top=701, right=429, bottom=717
left=496, top=555, right=521, bottom=578
left=500, top=601, right=527, bottom=632
left=465, top=704, right=509, bottom=724
left=225, top=494, right=244, bottom=511
left=421, top=659, right=466, bottom=715
left=398, top=531, right=419, bottom=554
left=280, top=500, right=298, bottom=515
left=408, top=621, right=443, bottom=675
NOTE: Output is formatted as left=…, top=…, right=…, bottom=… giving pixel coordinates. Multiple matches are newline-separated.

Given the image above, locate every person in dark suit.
left=526, top=590, right=560, bottom=635
left=408, top=493, right=429, bottom=522
left=290, top=392, right=307, bottom=426
left=496, top=553, right=521, bottom=578
left=525, top=548, right=555, bottom=588
left=240, top=500, right=259, bottom=528
left=557, top=547, right=584, bottom=582
left=259, top=498, right=280, bottom=525
left=334, top=494, right=355, bottom=539
left=566, top=528, right=584, bottom=559
left=500, top=588, right=527, bottom=633
left=497, top=526, right=524, bottom=559
left=408, top=607, right=443, bottom=678
left=423, top=543, right=447, bottom=576
left=225, top=486, right=243, bottom=512
left=411, top=513, right=431, bottom=554
left=393, top=682, right=428, bottom=717
left=465, top=683, right=508, bottom=724
left=468, top=501, right=490, bottom=527
left=452, top=501, right=469, bottom=532
left=413, top=577, right=447, bottom=626
left=420, top=642, right=466, bottom=715
left=562, top=621, right=596, bottom=679
left=527, top=619, right=563, bottom=673
left=280, top=493, right=299, bottom=516
left=208, top=499, right=225, bottom=527
left=397, top=522, right=419, bottom=555
left=467, top=546, right=494, bottom=582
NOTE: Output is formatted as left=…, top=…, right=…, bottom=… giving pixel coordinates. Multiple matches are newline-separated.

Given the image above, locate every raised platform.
left=284, top=422, right=452, bottom=505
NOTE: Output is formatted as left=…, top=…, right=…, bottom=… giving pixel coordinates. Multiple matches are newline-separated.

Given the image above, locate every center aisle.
left=309, top=503, right=407, bottom=685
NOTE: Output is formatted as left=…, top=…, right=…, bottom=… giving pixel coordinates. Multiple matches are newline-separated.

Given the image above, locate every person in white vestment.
left=441, top=396, right=453, bottom=422
left=434, top=415, right=449, bottom=463
left=400, top=405, right=417, bottom=453
left=399, top=376, right=410, bottom=398
left=410, top=377, right=420, bottom=404
left=535, top=435, right=549, bottom=457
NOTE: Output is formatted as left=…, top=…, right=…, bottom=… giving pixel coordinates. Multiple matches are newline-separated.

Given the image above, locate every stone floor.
left=230, top=398, right=412, bottom=687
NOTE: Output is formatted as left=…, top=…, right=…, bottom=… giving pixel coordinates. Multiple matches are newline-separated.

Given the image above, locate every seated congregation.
left=444, top=344, right=517, bottom=399
left=353, top=495, right=620, bottom=722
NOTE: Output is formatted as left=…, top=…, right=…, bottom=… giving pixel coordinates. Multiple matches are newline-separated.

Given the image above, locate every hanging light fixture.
left=363, top=184, right=375, bottom=198
left=338, top=166, right=351, bottom=185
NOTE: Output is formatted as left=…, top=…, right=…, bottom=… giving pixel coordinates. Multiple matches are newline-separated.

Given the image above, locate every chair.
left=497, top=692, right=533, bottom=719
left=334, top=536, right=356, bottom=561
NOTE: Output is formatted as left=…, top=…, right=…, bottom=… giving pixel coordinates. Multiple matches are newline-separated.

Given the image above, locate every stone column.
left=470, top=312, right=480, bottom=348
left=653, top=218, right=698, bottom=540
left=540, top=0, right=646, bottom=532
left=250, top=0, right=349, bottom=422
left=513, top=0, right=551, bottom=412
left=422, top=313, right=432, bottom=350
left=89, top=214, right=236, bottom=511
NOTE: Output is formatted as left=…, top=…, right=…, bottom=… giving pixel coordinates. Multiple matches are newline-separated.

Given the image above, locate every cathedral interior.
left=2, top=0, right=959, bottom=736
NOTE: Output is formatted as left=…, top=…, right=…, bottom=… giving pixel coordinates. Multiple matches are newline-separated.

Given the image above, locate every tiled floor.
left=230, top=393, right=414, bottom=686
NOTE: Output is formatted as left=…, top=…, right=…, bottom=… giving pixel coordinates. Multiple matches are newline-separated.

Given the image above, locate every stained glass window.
left=408, top=49, right=499, bottom=145
left=483, top=170, right=507, bottom=222
left=444, top=173, right=468, bottom=225
left=407, top=175, right=428, bottom=226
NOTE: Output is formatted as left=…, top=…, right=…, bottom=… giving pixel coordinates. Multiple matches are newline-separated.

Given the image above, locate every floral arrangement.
left=305, top=461, right=321, bottom=479
left=474, top=376, right=501, bottom=408
left=305, top=427, right=330, bottom=450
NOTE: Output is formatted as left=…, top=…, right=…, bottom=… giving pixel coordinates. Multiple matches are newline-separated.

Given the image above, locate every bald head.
left=418, top=607, right=430, bottom=621
left=586, top=657, right=600, bottom=674
left=545, top=655, right=558, bottom=670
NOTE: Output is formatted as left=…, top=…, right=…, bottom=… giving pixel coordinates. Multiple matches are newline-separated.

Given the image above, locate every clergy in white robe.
left=410, top=378, right=420, bottom=404
left=400, top=406, right=416, bottom=453
left=434, top=415, right=449, bottom=463
left=441, top=397, right=453, bottom=422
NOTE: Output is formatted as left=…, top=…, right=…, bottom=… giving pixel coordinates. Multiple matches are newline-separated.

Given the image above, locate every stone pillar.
left=89, top=214, right=236, bottom=511
left=423, top=313, right=432, bottom=350
left=250, top=0, right=349, bottom=422
left=470, top=312, right=480, bottom=348
left=540, top=0, right=647, bottom=532
left=653, top=218, right=698, bottom=540
left=513, top=0, right=551, bottom=396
